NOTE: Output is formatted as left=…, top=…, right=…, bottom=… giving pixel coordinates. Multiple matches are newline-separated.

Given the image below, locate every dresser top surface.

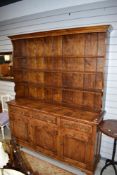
left=8, top=98, right=104, bottom=125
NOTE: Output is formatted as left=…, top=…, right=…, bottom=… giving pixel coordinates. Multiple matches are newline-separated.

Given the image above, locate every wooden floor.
left=0, top=127, right=115, bottom=175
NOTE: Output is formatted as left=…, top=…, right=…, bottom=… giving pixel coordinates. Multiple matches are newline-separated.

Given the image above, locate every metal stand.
left=100, top=139, right=117, bottom=175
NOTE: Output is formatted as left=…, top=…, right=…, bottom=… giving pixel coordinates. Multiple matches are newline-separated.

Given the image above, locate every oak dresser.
left=8, top=25, right=111, bottom=175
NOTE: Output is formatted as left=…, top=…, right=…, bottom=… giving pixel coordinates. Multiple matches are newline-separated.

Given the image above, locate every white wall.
left=0, top=0, right=117, bottom=161
left=0, top=0, right=106, bottom=22
left=0, top=80, right=15, bottom=98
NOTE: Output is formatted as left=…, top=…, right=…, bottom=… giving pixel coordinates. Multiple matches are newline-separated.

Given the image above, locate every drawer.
left=32, top=111, right=57, bottom=124
left=9, top=112, right=29, bottom=122
left=9, top=106, right=30, bottom=116
left=9, top=106, right=57, bottom=124
left=61, top=119, right=92, bottom=134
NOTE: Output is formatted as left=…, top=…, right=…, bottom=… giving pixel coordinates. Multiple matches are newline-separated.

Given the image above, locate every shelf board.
left=13, top=55, right=105, bottom=59
left=13, top=68, right=103, bottom=74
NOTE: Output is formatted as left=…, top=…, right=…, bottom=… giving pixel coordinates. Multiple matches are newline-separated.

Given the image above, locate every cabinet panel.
left=10, top=114, right=30, bottom=143
left=29, top=118, right=59, bottom=156
left=61, top=128, right=90, bottom=166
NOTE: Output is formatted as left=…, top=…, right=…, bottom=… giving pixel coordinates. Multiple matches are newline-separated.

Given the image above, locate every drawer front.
left=9, top=106, right=30, bottom=116
left=9, top=106, right=57, bottom=124
left=32, top=111, right=57, bottom=124
left=61, top=119, right=92, bottom=134
left=10, top=112, right=29, bottom=122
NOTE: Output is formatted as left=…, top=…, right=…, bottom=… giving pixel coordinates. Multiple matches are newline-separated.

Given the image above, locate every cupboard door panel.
left=10, top=115, right=29, bottom=143
left=61, top=129, right=90, bottom=166
left=63, top=135, right=86, bottom=162
left=30, top=119, right=58, bottom=156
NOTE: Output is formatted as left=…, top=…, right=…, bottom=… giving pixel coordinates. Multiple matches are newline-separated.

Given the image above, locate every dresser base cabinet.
left=8, top=99, right=103, bottom=175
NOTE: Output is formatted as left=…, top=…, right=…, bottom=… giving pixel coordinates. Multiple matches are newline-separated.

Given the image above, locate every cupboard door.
left=30, top=118, right=59, bottom=156
left=61, top=128, right=92, bottom=168
left=10, top=113, right=30, bottom=145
